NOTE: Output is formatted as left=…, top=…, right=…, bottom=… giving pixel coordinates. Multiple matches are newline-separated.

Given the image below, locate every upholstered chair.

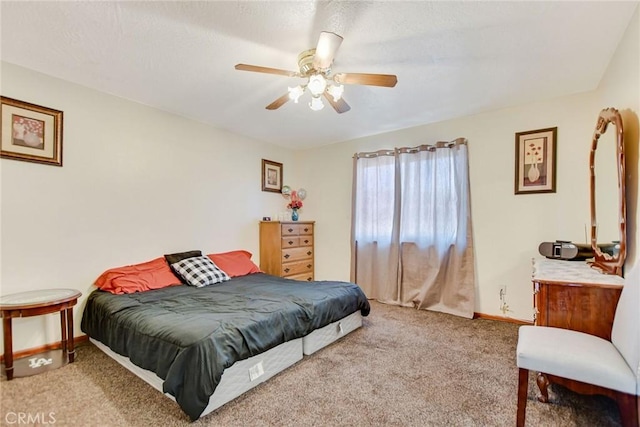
left=516, top=274, right=639, bottom=427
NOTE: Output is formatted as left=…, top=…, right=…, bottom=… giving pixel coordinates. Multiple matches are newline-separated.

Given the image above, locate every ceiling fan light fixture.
left=309, top=96, right=325, bottom=111
left=307, top=74, right=327, bottom=96
left=235, top=31, right=396, bottom=114
left=288, top=85, right=304, bottom=103
left=327, top=84, right=344, bottom=102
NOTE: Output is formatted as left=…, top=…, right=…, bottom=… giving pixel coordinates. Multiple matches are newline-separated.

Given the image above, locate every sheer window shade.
left=351, top=139, right=476, bottom=318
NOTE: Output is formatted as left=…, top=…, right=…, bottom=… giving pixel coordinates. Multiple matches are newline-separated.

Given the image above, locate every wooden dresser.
left=260, top=221, right=314, bottom=281
left=532, top=258, right=625, bottom=340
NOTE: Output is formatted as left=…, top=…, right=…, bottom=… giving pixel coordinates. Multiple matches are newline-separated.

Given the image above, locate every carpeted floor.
left=0, top=301, right=621, bottom=426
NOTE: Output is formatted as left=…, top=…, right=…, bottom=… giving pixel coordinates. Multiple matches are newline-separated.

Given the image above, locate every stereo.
left=538, top=241, right=594, bottom=260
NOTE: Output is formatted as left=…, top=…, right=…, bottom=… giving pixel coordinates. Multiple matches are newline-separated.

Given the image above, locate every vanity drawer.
left=282, top=247, right=313, bottom=263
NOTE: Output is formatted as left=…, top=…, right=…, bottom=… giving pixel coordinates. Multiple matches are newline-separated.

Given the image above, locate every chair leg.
left=517, top=368, right=529, bottom=427
left=536, top=372, right=550, bottom=403
left=615, top=392, right=639, bottom=427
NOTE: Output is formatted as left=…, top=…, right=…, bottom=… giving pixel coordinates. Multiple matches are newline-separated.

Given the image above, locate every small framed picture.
left=1, top=96, right=63, bottom=167
left=514, top=127, right=557, bottom=194
left=262, top=159, right=283, bottom=193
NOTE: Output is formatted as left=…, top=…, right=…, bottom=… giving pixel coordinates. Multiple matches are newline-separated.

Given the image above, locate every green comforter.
left=81, top=273, right=370, bottom=420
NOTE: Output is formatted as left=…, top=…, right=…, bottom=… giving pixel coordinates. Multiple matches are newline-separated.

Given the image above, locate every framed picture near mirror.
left=514, top=127, right=557, bottom=194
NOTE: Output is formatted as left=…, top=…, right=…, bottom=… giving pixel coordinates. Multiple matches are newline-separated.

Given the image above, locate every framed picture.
left=262, top=159, right=283, bottom=193
left=514, top=127, right=557, bottom=194
left=1, top=96, right=63, bottom=167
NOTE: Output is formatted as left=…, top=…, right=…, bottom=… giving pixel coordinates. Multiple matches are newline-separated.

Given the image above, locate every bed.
left=81, top=271, right=370, bottom=420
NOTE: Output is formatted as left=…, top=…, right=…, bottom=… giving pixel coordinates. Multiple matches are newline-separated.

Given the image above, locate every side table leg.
left=536, top=372, right=550, bottom=403
left=2, top=318, right=13, bottom=380
left=67, top=308, right=75, bottom=363
left=60, top=309, right=68, bottom=354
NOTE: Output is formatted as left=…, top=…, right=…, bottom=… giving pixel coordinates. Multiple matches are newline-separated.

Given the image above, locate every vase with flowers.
left=287, top=199, right=303, bottom=221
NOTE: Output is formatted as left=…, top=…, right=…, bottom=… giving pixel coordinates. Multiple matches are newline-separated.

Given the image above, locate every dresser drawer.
left=281, top=224, right=300, bottom=236
left=298, top=224, right=313, bottom=235
left=282, top=247, right=313, bottom=263
left=282, top=260, right=314, bottom=276
left=286, top=272, right=314, bottom=282
left=282, top=237, right=300, bottom=248
left=298, top=235, right=313, bottom=247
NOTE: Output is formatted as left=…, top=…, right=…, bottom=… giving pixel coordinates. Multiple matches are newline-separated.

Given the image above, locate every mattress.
left=302, top=310, right=363, bottom=355
left=81, top=273, right=370, bottom=420
left=91, top=337, right=304, bottom=418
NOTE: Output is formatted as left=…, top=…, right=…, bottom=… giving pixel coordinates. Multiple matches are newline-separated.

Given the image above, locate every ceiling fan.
left=234, top=32, right=398, bottom=114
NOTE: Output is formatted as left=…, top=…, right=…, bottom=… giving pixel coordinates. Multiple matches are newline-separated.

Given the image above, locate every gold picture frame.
left=1, top=96, right=63, bottom=167
left=262, top=159, right=283, bottom=193
left=514, top=127, right=557, bottom=194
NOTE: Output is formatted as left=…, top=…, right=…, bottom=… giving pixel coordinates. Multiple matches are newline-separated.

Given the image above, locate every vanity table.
left=531, top=258, right=627, bottom=404
left=532, top=258, right=624, bottom=340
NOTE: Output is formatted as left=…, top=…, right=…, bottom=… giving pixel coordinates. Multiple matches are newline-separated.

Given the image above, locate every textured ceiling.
left=1, top=1, right=637, bottom=149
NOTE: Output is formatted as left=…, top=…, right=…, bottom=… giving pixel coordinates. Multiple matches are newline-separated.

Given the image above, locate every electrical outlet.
left=248, top=361, right=264, bottom=382
left=499, top=285, right=510, bottom=315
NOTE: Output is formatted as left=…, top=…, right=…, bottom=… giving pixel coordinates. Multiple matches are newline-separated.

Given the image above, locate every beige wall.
left=297, top=8, right=639, bottom=321
left=0, top=63, right=295, bottom=352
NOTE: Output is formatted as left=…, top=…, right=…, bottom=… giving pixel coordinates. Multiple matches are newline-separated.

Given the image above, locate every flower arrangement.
left=287, top=200, right=303, bottom=210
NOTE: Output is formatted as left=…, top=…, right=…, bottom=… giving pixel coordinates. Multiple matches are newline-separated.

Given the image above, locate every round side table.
left=0, top=288, right=81, bottom=380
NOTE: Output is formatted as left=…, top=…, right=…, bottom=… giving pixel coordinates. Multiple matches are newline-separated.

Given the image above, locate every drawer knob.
left=288, top=228, right=294, bottom=232
left=306, top=277, right=312, bottom=281
left=307, top=251, right=312, bottom=256
left=288, top=240, right=294, bottom=245
left=284, top=254, right=290, bottom=259
left=303, top=228, right=309, bottom=232
left=304, top=240, right=309, bottom=244
left=284, top=268, right=290, bottom=273
left=307, top=264, right=312, bottom=269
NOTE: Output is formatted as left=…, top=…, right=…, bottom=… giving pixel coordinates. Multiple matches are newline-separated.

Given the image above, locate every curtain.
left=350, top=138, right=476, bottom=318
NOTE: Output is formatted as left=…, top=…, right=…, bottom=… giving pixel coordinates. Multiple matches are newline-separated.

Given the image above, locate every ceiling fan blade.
left=333, top=73, right=398, bottom=87
left=235, top=64, right=299, bottom=78
left=323, top=92, right=351, bottom=114
left=313, top=32, right=343, bottom=70
left=266, top=93, right=291, bottom=110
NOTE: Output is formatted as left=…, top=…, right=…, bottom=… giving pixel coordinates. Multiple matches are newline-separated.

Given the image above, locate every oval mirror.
left=589, top=108, right=626, bottom=276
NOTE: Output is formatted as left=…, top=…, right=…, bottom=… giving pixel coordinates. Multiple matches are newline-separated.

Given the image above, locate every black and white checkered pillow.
left=171, top=256, right=230, bottom=288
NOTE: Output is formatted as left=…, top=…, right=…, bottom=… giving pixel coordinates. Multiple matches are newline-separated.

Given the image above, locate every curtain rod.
left=353, top=137, right=467, bottom=159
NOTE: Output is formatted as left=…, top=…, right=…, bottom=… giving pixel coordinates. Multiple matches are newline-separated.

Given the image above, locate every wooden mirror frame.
left=589, top=108, right=626, bottom=276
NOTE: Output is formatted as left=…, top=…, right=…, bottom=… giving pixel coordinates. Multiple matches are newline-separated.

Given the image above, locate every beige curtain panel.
left=350, top=138, right=476, bottom=318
